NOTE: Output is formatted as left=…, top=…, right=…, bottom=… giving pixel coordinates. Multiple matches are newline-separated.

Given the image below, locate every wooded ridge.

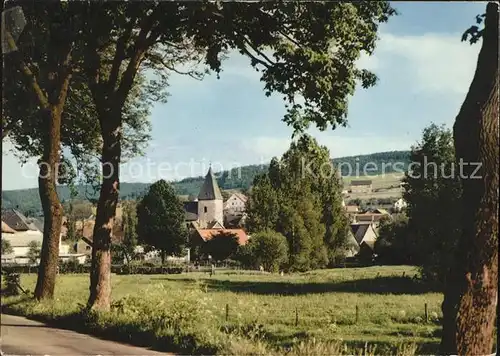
left=2, top=150, right=410, bottom=213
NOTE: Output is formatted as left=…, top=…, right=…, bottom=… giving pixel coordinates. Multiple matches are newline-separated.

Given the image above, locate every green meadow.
left=2, top=266, right=443, bottom=355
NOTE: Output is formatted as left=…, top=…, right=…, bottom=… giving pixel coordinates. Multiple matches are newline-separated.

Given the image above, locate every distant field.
left=342, top=173, right=405, bottom=201
left=3, top=266, right=442, bottom=355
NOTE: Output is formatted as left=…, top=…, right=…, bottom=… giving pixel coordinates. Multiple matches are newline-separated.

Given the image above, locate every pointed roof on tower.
left=198, top=166, right=223, bottom=201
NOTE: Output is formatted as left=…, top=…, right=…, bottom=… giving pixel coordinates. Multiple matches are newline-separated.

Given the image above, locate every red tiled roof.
left=196, top=228, right=249, bottom=245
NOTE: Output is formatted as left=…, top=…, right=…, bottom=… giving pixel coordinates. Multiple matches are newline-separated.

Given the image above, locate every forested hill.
left=2, top=150, right=410, bottom=214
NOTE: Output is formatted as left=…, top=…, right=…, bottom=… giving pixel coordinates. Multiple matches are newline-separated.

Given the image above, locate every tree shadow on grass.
left=156, top=276, right=441, bottom=295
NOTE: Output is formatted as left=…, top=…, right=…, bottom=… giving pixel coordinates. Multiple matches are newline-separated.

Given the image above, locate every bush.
left=4, top=272, right=21, bottom=295
left=238, top=230, right=289, bottom=273
left=116, top=263, right=183, bottom=275
left=59, top=257, right=82, bottom=273
left=2, top=265, right=39, bottom=274
left=234, top=243, right=256, bottom=270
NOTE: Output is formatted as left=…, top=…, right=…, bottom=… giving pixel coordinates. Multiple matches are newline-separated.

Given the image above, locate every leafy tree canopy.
left=247, top=134, right=348, bottom=271
left=136, top=179, right=187, bottom=263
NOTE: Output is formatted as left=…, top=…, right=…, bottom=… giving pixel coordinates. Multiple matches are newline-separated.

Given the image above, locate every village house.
left=183, top=167, right=249, bottom=260
left=350, top=222, right=378, bottom=258
left=1, top=209, right=77, bottom=264
left=349, top=179, right=373, bottom=193
left=183, top=167, right=225, bottom=229
left=224, top=192, right=247, bottom=215
left=352, top=208, right=391, bottom=226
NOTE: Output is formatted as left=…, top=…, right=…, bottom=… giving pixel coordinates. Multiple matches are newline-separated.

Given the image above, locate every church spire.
left=198, top=166, right=223, bottom=201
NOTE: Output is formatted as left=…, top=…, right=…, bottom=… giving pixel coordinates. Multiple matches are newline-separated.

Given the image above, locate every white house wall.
left=360, top=225, right=378, bottom=244
left=224, top=195, right=246, bottom=214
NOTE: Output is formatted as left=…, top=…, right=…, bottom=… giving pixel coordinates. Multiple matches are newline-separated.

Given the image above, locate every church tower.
left=197, top=166, right=224, bottom=227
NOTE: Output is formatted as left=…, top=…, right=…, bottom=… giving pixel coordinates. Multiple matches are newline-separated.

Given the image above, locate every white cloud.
left=371, top=32, right=480, bottom=95
left=356, top=50, right=379, bottom=71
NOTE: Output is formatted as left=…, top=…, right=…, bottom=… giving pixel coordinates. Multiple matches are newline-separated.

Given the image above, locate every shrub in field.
left=235, top=243, right=257, bottom=270
left=203, top=231, right=240, bottom=262
left=106, top=284, right=223, bottom=353
left=249, top=230, right=289, bottom=273
left=59, top=257, right=81, bottom=273
left=4, top=272, right=21, bottom=295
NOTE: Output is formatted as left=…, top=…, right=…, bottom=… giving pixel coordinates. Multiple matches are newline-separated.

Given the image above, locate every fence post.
left=356, top=305, right=359, bottom=324
left=424, top=303, right=428, bottom=323
left=226, top=303, right=229, bottom=321
left=295, top=307, right=299, bottom=326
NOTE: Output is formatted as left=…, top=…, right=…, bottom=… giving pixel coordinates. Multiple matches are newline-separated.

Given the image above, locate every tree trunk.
left=34, top=108, right=64, bottom=300
left=161, top=250, right=166, bottom=265
left=441, top=3, right=499, bottom=355
left=87, top=112, right=121, bottom=311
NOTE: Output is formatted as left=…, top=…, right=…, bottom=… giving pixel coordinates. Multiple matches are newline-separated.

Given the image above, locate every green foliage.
left=246, top=174, right=280, bottom=232
left=137, top=180, right=187, bottom=263
left=60, top=257, right=81, bottom=273
left=402, top=124, right=462, bottom=285
left=26, top=240, right=42, bottom=265
left=65, top=216, right=77, bottom=242
left=4, top=267, right=438, bottom=355
left=234, top=243, right=257, bottom=270
left=70, top=201, right=93, bottom=221
left=77, top=1, right=396, bottom=134
left=374, top=214, right=412, bottom=264
left=247, top=134, right=349, bottom=271
left=247, top=230, right=288, bottom=273
left=204, top=232, right=240, bottom=262
left=121, top=201, right=138, bottom=264
left=220, top=190, right=232, bottom=201
left=109, top=201, right=139, bottom=265
left=1, top=238, right=14, bottom=255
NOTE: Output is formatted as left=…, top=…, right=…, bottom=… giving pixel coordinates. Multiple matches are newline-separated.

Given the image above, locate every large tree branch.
left=236, top=32, right=276, bottom=69
left=116, top=6, right=162, bottom=107
left=54, top=47, right=74, bottom=111
left=145, top=51, right=205, bottom=80
left=108, top=17, right=138, bottom=91
left=278, top=30, right=302, bottom=49
left=5, top=31, right=49, bottom=109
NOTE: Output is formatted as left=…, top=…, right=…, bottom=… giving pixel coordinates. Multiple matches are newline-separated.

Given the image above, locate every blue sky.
left=2, top=1, right=487, bottom=190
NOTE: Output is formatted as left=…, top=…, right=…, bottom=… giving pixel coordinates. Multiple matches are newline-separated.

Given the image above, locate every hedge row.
left=115, top=265, right=183, bottom=275
left=2, top=264, right=184, bottom=275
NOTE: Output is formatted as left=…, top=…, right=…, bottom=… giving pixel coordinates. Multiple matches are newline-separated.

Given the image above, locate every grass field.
left=342, top=173, right=404, bottom=201
left=2, top=266, right=443, bottom=355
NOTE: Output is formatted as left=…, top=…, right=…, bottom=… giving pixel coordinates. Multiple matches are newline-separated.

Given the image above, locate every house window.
left=204, top=207, right=208, bottom=213
left=86, top=246, right=91, bottom=251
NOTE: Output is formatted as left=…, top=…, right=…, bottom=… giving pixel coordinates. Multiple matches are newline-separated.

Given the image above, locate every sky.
left=2, top=1, right=487, bottom=190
